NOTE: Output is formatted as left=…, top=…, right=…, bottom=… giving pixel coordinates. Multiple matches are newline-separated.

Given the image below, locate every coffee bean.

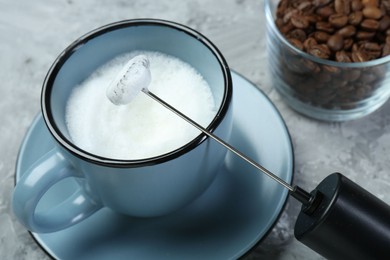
left=362, top=6, right=383, bottom=19
left=348, top=11, right=363, bottom=25
left=379, top=15, right=390, bottom=31
left=306, top=14, right=320, bottom=23
left=314, top=0, right=333, bottom=8
left=313, top=31, right=331, bottom=42
left=336, top=50, right=352, bottom=62
left=352, top=43, right=359, bottom=52
left=277, top=0, right=289, bottom=17
left=287, top=28, right=307, bottom=41
left=383, top=1, right=390, bottom=12
left=316, top=6, right=335, bottom=18
left=362, top=0, right=379, bottom=7
left=335, top=0, right=351, bottom=15
left=322, top=64, right=341, bottom=73
left=283, top=9, right=299, bottom=23
left=337, top=25, right=357, bottom=37
left=303, top=37, right=318, bottom=50
left=359, top=42, right=382, bottom=59
left=360, top=73, right=377, bottom=83
left=345, top=69, right=361, bottom=81
left=382, top=43, right=390, bottom=56
left=327, top=34, right=344, bottom=51
left=288, top=38, right=304, bottom=50
left=351, top=0, right=363, bottom=11
left=297, top=1, right=313, bottom=12
left=356, top=30, right=376, bottom=40
left=307, top=44, right=331, bottom=59
left=361, top=19, right=380, bottom=31
left=329, top=13, right=349, bottom=27
left=316, top=21, right=335, bottom=33
left=291, top=14, right=310, bottom=29
left=360, top=42, right=381, bottom=51
left=317, top=72, right=333, bottom=82
left=279, top=22, right=294, bottom=34
left=351, top=50, right=369, bottom=62
left=302, top=59, right=321, bottom=73
left=343, top=38, right=354, bottom=49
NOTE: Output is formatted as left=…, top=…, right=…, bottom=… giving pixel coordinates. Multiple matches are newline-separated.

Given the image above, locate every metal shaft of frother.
left=142, top=89, right=313, bottom=205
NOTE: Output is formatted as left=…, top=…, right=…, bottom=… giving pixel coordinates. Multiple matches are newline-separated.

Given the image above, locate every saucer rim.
left=14, top=70, right=294, bottom=259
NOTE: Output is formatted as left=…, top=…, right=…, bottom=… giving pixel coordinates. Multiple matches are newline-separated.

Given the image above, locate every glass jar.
left=265, top=0, right=390, bottom=121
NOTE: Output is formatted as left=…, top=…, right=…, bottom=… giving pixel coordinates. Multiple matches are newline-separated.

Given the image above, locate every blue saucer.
left=16, top=71, right=293, bottom=259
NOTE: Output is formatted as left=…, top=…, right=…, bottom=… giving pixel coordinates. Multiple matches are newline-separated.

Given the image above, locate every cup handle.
left=12, top=148, right=102, bottom=233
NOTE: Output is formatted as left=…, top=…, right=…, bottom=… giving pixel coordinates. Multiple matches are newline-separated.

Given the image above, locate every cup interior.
left=42, top=19, right=231, bottom=165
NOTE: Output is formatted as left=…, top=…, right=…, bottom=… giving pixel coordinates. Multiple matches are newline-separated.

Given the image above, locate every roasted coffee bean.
left=360, top=42, right=382, bottom=59
left=343, top=38, right=354, bottom=49
left=360, top=72, right=377, bottom=83
left=316, top=6, right=335, bottom=18
left=303, top=37, right=318, bottom=50
left=283, top=8, right=299, bottom=23
left=277, top=0, right=289, bottom=17
left=302, top=59, right=321, bottom=73
left=382, top=43, right=390, bottom=56
left=356, top=30, right=376, bottom=40
left=379, top=15, right=390, bottom=31
left=297, top=1, right=313, bottom=12
left=317, top=72, right=333, bottom=82
left=351, top=0, right=363, bottom=11
left=306, top=14, right=320, bottom=23
left=335, top=0, right=351, bottom=14
left=351, top=50, right=369, bottom=62
left=307, top=44, right=331, bottom=59
left=362, top=0, right=379, bottom=6
left=288, top=38, right=304, bottom=50
left=383, top=1, right=390, bottom=12
left=360, top=42, right=381, bottom=51
left=337, top=25, right=357, bottom=37
left=352, top=43, right=359, bottom=52
left=336, top=50, right=352, bottom=62
left=291, top=14, right=310, bottom=29
left=322, top=64, right=341, bottom=73
left=362, top=6, right=383, bottom=19
left=327, top=34, right=345, bottom=51
left=344, top=69, right=361, bottom=81
left=361, top=19, right=380, bottom=31
left=348, top=11, right=363, bottom=25
left=316, top=21, right=335, bottom=33
left=279, top=22, right=294, bottom=34
left=314, top=0, right=333, bottom=8
left=287, top=28, right=307, bottom=41
left=313, top=31, right=331, bottom=42
left=329, top=13, right=349, bottom=27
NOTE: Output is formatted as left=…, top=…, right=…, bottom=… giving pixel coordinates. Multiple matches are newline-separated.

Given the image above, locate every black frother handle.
left=294, top=172, right=390, bottom=260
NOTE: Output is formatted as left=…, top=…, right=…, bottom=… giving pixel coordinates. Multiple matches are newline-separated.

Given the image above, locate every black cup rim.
left=41, top=19, right=232, bottom=168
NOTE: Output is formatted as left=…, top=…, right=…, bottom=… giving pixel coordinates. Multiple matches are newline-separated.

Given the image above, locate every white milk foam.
left=65, top=51, right=217, bottom=160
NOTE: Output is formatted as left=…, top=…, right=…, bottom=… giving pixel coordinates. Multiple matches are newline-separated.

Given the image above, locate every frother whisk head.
left=106, top=55, right=151, bottom=105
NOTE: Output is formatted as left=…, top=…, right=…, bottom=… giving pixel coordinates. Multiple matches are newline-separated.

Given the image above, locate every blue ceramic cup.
left=12, top=19, right=233, bottom=233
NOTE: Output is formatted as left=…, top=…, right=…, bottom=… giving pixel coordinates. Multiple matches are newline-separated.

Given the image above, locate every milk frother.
left=110, top=55, right=390, bottom=259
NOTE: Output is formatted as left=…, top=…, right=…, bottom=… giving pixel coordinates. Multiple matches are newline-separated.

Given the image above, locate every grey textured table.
left=2, top=0, right=390, bottom=259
